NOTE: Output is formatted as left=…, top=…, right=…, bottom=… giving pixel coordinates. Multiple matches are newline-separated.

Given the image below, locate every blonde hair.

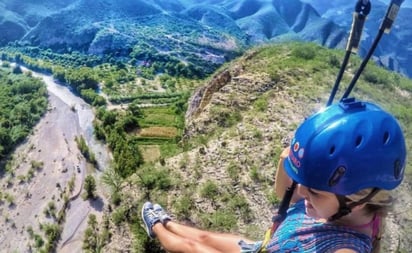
left=346, top=189, right=393, bottom=207
left=346, top=189, right=394, bottom=253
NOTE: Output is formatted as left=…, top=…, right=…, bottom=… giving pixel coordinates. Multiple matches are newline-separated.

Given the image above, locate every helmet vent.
left=383, top=131, right=390, bottom=144
left=329, top=145, right=336, bottom=155
left=329, top=166, right=346, bottom=187
left=394, top=159, right=402, bottom=180
left=355, top=136, right=363, bottom=147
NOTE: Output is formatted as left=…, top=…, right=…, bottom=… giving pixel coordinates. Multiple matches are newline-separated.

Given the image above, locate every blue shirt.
left=240, top=200, right=372, bottom=253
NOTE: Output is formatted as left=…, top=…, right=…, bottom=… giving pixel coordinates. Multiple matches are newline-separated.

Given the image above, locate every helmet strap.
left=329, top=188, right=380, bottom=221
left=329, top=195, right=352, bottom=221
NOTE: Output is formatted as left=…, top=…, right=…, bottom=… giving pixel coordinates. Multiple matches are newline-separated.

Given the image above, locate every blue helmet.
left=284, top=98, right=407, bottom=195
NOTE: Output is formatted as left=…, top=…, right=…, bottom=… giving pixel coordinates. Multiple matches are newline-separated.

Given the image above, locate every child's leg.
left=153, top=223, right=223, bottom=253
left=164, top=221, right=253, bottom=253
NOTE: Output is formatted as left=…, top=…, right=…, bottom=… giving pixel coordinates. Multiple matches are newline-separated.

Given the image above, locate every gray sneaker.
left=153, top=203, right=171, bottom=224
left=141, top=201, right=160, bottom=238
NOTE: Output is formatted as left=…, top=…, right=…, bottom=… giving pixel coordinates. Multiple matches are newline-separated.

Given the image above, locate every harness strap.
left=238, top=229, right=272, bottom=253
left=258, top=228, right=272, bottom=253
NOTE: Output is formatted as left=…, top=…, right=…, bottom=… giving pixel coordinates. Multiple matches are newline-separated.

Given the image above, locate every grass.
left=138, top=145, right=161, bottom=163
left=140, top=107, right=183, bottom=128
left=138, top=126, right=178, bottom=138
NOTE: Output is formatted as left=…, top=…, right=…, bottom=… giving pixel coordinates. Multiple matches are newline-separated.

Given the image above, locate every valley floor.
left=0, top=71, right=110, bottom=252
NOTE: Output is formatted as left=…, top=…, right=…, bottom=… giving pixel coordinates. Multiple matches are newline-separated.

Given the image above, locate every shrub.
left=211, top=107, right=242, bottom=128
left=226, top=161, right=241, bottom=181
left=31, top=160, right=44, bottom=171
left=42, top=223, right=60, bottom=243
left=137, top=166, right=172, bottom=191
left=249, top=165, right=261, bottom=181
left=228, top=195, right=252, bottom=221
left=27, top=226, right=34, bottom=238
left=253, top=97, right=268, bottom=112
left=34, top=234, right=44, bottom=248
left=200, top=180, right=219, bottom=200
left=292, top=44, right=317, bottom=60
left=112, top=206, right=127, bottom=225
left=12, top=65, right=23, bottom=74
left=328, top=54, right=341, bottom=68
left=362, top=65, right=391, bottom=86
left=84, top=175, right=97, bottom=200
left=173, top=194, right=194, bottom=219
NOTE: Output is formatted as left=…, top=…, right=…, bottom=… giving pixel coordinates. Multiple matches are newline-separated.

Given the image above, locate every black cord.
left=327, top=52, right=351, bottom=106
left=340, top=30, right=384, bottom=100
left=327, top=0, right=370, bottom=106
left=341, top=0, right=404, bottom=100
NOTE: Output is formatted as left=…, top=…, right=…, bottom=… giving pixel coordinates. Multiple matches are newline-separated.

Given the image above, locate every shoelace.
left=145, top=209, right=159, bottom=225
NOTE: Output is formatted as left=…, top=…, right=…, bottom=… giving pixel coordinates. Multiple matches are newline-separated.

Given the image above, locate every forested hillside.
left=2, top=0, right=411, bottom=78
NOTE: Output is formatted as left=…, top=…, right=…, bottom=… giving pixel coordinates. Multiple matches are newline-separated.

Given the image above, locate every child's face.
left=297, top=185, right=340, bottom=220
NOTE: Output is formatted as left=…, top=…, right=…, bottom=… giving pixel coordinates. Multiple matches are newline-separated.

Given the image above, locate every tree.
left=84, top=175, right=97, bottom=199
left=12, top=65, right=23, bottom=74
left=0, top=127, right=12, bottom=158
left=101, top=168, right=123, bottom=193
left=65, top=67, right=99, bottom=92
left=52, top=66, right=66, bottom=82
left=119, top=115, right=139, bottom=132
left=80, top=88, right=98, bottom=104
left=127, top=100, right=143, bottom=117
left=101, top=110, right=117, bottom=127
left=114, top=138, right=143, bottom=178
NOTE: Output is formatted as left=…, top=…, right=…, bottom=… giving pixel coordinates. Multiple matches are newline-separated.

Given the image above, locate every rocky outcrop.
left=186, top=69, right=232, bottom=120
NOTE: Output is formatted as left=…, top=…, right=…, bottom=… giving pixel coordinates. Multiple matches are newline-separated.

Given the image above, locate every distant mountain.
left=305, top=0, right=412, bottom=78
left=0, top=0, right=410, bottom=78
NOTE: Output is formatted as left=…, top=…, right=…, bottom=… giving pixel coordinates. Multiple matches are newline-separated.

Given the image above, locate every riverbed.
left=0, top=65, right=112, bottom=252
